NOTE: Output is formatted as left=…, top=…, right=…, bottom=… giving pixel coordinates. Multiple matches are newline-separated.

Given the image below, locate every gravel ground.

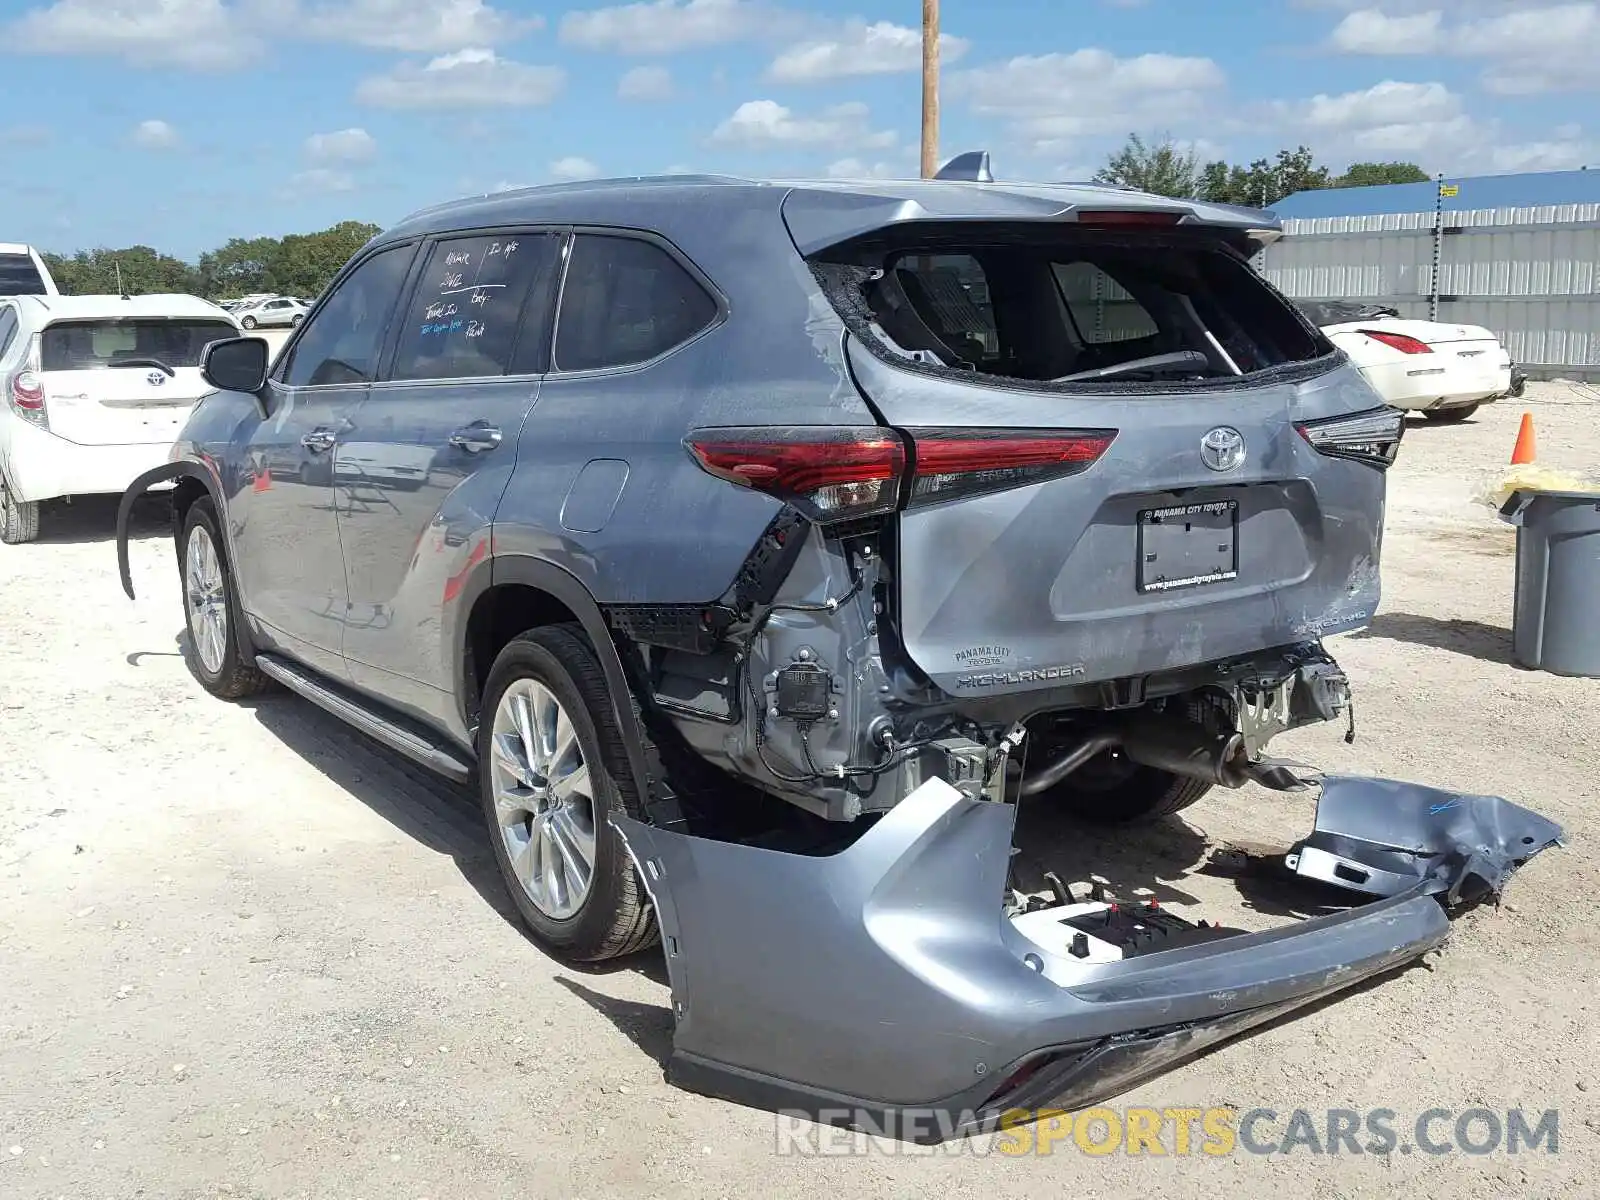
left=2, top=384, right=1597, bottom=1198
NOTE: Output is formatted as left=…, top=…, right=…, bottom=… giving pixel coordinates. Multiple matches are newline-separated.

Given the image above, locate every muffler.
left=1020, top=716, right=1250, bottom=796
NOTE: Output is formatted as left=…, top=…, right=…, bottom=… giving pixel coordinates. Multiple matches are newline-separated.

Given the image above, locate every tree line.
left=1093, top=135, right=1430, bottom=208
left=41, top=221, right=382, bottom=301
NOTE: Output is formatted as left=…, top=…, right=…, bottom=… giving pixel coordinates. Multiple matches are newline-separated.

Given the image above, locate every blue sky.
left=3, top=0, right=1597, bottom=259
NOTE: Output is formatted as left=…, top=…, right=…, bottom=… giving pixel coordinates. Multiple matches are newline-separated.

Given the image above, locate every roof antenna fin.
left=934, top=150, right=993, bottom=183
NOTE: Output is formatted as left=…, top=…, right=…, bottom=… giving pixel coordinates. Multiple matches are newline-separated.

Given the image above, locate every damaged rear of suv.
left=118, top=168, right=1560, bottom=1140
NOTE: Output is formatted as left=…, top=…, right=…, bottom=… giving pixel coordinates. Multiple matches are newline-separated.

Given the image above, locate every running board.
left=253, top=653, right=475, bottom=784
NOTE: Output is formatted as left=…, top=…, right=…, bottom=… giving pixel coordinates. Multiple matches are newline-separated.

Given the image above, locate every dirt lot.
left=3, top=385, right=1598, bottom=1198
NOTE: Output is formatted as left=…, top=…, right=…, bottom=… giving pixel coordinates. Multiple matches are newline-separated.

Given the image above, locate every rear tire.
left=291, top=313, right=304, bottom=327
left=1038, top=756, right=1213, bottom=825
left=179, top=499, right=270, bottom=699
left=0, top=475, right=40, bottom=545
left=241, top=315, right=257, bottom=330
left=478, top=626, right=657, bottom=962
left=1423, top=404, right=1479, bottom=423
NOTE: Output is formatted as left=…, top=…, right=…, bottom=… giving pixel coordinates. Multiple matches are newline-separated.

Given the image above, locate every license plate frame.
left=1137, top=499, right=1239, bottom=593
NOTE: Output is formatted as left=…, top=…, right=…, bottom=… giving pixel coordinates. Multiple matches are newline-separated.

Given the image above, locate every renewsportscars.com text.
left=773, top=1106, right=1561, bottom=1157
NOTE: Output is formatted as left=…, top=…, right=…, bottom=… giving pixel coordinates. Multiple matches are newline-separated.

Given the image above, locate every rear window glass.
left=818, top=229, right=1328, bottom=386
left=40, top=319, right=239, bottom=371
left=0, top=253, right=47, bottom=296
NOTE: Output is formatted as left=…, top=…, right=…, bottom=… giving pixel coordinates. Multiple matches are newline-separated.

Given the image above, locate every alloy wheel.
left=184, top=525, right=229, bottom=675
left=489, top=678, right=598, bottom=920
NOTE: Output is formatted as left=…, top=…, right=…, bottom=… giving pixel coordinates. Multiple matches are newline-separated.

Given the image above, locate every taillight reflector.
left=685, top=426, right=906, bottom=523
left=1359, top=328, right=1433, bottom=355
left=907, top=428, right=1116, bottom=505
left=11, top=370, right=44, bottom=410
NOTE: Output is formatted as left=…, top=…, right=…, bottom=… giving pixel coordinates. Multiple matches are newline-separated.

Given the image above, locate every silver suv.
left=116, top=173, right=1547, bottom=1138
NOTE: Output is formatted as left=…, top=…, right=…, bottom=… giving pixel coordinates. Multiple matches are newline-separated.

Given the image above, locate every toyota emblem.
left=147, top=371, right=167, bottom=387
left=1200, top=426, right=1245, bottom=472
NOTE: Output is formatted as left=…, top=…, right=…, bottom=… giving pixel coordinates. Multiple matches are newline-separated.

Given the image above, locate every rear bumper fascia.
left=2, top=414, right=175, bottom=504
left=613, top=775, right=1559, bottom=1143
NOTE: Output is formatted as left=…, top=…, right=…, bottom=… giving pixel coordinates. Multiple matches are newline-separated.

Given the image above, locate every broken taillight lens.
left=1295, top=407, right=1405, bottom=468
left=905, top=428, right=1117, bottom=506
left=684, top=426, right=907, bottom=523
left=1359, top=328, right=1433, bottom=355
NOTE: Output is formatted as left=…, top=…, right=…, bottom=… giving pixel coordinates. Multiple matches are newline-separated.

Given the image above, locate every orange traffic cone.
left=253, top=466, right=272, bottom=492
left=1511, top=412, right=1537, bottom=465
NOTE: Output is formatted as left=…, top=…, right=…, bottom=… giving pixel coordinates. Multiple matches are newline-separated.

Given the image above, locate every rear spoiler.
left=786, top=150, right=1284, bottom=256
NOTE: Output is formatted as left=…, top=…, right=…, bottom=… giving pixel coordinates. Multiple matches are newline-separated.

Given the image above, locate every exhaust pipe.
left=1019, top=717, right=1250, bottom=796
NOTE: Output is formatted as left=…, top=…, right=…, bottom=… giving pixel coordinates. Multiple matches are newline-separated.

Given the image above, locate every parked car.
left=0, top=243, right=59, bottom=297
left=0, top=294, right=240, bottom=542
left=1295, top=299, right=1514, bottom=422
left=117, top=174, right=1438, bottom=1126
left=236, top=296, right=307, bottom=329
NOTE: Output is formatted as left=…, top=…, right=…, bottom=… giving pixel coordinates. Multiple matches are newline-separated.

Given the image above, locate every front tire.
left=0, top=474, right=40, bottom=545
left=1423, top=404, right=1479, bottom=423
left=478, top=627, right=657, bottom=962
left=179, top=499, right=270, bottom=699
left=241, top=315, right=257, bottom=330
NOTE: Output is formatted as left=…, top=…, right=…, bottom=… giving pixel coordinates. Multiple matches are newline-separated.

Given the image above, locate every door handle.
left=301, top=428, right=337, bottom=453
left=448, top=422, right=503, bottom=454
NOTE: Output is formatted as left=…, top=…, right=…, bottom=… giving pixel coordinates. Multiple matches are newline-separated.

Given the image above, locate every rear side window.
left=281, top=243, right=413, bottom=388
left=821, top=228, right=1327, bottom=386
left=390, top=232, right=559, bottom=381
left=554, top=235, right=716, bottom=372
left=39, top=318, right=239, bottom=371
left=0, top=307, right=17, bottom=359
left=0, top=253, right=46, bottom=296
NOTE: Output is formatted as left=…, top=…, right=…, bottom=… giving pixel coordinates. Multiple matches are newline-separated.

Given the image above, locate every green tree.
left=196, top=236, right=281, bottom=298
left=1094, top=133, right=1201, bottom=199
left=1197, top=147, right=1333, bottom=208
left=1334, top=161, right=1431, bottom=188
left=270, top=221, right=381, bottom=298
left=40, top=246, right=198, bottom=295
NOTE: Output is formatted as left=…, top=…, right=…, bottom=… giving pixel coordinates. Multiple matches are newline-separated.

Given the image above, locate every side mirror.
left=202, top=337, right=270, bottom=395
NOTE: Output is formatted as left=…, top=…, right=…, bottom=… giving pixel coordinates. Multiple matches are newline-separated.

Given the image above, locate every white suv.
left=0, top=294, right=240, bottom=543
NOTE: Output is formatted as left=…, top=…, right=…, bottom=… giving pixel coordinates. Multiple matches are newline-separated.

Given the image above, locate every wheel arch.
left=458, top=553, right=653, bottom=806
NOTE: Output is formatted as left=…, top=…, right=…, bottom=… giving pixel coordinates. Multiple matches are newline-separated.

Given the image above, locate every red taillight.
left=685, top=426, right=906, bottom=523
left=1359, top=328, right=1433, bottom=355
left=10, top=369, right=44, bottom=410
left=907, top=428, right=1116, bottom=506
left=1074, top=210, right=1184, bottom=227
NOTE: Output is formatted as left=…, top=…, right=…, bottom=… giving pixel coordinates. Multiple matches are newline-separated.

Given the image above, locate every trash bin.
left=1498, top=488, right=1600, bottom=677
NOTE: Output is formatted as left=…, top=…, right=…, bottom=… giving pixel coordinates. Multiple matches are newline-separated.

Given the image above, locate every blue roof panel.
left=1271, top=168, right=1600, bottom=219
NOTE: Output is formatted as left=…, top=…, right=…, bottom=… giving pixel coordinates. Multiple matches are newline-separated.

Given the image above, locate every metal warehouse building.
left=1257, top=169, right=1600, bottom=380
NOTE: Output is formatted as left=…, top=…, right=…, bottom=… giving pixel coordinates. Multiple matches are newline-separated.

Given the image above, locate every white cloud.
left=130, top=119, right=180, bottom=150
left=824, top=157, right=900, bottom=179
left=1328, top=9, right=1444, bottom=53
left=768, top=20, right=967, bottom=82
left=1280, top=79, right=1597, bottom=173
left=550, top=156, right=602, bottom=181
left=303, top=127, right=377, bottom=164
left=356, top=48, right=566, bottom=108
left=560, top=0, right=793, bottom=54
left=618, top=65, right=674, bottom=100
left=1328, top=4, right=1600, bottom=94
left=710, top=99, right=896, bottom=151
left=951, top=49, right=1227, bottom=155
left=289, top=167, right=357, bottom=194
left=8, top=0, right=261, bottom=69
left=294, top=0, right=539, bottom=52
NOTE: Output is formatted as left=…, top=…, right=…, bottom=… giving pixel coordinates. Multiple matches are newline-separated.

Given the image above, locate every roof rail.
left=934, top=151, right=993, bottom=183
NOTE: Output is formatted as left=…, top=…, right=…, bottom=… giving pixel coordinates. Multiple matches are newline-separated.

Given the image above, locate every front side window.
left=281, top=244, right=413, bottom=388
left=391, top=232, right=559, bottom=382
left=39, top=318, right=239, bottom=371
left=553, top=235, right=717, bottom=372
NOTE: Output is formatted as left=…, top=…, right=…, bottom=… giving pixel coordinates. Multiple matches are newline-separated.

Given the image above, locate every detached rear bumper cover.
left=612, top=776, right=1560, bottom=1142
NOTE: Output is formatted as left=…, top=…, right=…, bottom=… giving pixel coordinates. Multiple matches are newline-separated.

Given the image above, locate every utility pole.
left=920, top=0, right=940, bottom=178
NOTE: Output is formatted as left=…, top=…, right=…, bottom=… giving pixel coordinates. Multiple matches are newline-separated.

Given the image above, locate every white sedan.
left=1297, top=301, right=1521, bottom=423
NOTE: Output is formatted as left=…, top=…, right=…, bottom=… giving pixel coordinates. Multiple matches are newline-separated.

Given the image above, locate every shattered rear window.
left=813, top=226, right=1331, bottom=387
